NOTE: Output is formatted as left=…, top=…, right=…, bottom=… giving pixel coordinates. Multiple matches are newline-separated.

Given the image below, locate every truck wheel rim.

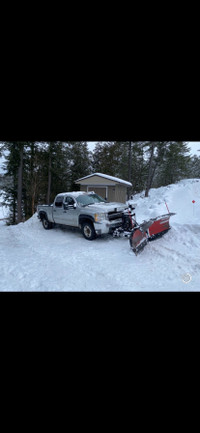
left=84, top=225, right=91, bottom=237
left=44, top=220, right=48, bottom=228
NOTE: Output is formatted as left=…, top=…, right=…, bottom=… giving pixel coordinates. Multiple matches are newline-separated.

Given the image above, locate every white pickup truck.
left=37, top=191, right=128, bottom=240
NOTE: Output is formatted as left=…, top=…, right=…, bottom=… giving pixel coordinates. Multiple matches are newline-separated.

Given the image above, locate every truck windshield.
left=76, top=193, right=106, bottom=206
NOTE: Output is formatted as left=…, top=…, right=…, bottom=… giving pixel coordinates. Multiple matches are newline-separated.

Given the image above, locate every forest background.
left=0, top=141, right=200, bottom=224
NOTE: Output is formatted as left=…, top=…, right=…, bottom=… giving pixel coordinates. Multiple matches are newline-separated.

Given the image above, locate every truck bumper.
left=94, top=220, right=123, bottom=235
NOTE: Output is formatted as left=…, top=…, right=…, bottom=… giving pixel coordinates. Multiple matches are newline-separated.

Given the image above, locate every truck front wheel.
left=81, top=222, right=96, bottom=240
left=42, top=216, right=53, bottom=230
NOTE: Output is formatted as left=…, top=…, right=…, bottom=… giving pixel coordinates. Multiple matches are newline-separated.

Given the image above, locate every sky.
left=187, top=142, right=200, bottom=156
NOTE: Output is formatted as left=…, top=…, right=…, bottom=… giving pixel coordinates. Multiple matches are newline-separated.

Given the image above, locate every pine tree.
left=68, top=142, right=91, bottom=190
left=92, top=141, right=126, bottom=178
left=188, top=155, right=200, bottom=178
left=1, top=142, right=90, bottom=222
left=130, top=142, right=148, bottom=194
left=156, top=142, right=191, bottom=186
left=92, top=142, right=112, bottom=174
left=2, top=142, right=46, bottom=222
left=0, top=142, right=6, bottom=189
left=142, top=142, right=169, bottom=196
left=92, top=141, right=148, bottom=196
left=2, top=142, right=24, bottom=224
left=144, top=142, right=155, bottom=197
left=22, top=142, right=42, bottom=218
left=17, top=143, right=24, bottom=223
left=35, top=142, right=70, bottom=205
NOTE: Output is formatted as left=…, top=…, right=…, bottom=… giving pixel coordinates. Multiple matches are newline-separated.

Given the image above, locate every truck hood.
left=81, top=202, right=128, bottom=213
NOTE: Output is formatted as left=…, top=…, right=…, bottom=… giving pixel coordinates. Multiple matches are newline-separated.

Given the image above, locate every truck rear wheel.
left=42, top=216, right=53, bottom=230
left=81, top=222, right=96, bottom=240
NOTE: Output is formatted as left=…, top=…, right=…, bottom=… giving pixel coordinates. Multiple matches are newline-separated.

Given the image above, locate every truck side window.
left=55, top=196, right=64, bottom=207
left=65, top=197, right=75, bottom=206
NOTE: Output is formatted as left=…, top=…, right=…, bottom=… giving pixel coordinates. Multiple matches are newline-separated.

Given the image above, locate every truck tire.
left=81, top=221, right=96, bottom=240
left=42, top=216, right=53, bottom=230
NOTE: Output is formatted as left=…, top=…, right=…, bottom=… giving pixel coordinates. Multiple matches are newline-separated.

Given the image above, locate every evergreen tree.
left=92, top=141, right=127, bottom=178
left=0, top=142, right=6, bottom=189
left=188, top=155, right=200, bottom=178
left=130, top=142, right=148, bottom=194
left=155, top=142, right=190, bottom=186
left=35, top=142, right=71, bottom=205
left=2, top=142, right=25, bottom=224
left=92, top=142, right=114, bottom=175
left=143, top=142, right=169, bottom=196
left=1, top=142, right=89, bottom=222
left=144, top=142, right=155, bottom=197
left=2, top=142, right=47, bottom=222
left=23, top=142, right=42, bottom=218
left=92, top=141, right=148, bottom=196
left=17, top=143, right=24, bottom=223
left=68, top=142, right=91, bottom=190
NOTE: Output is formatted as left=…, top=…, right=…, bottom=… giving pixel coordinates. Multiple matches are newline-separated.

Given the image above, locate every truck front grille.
left=108, top=211, right=123, bottom=221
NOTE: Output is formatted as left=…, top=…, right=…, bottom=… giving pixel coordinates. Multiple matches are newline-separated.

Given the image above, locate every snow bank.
left=130, top=179, right=200, bottom=225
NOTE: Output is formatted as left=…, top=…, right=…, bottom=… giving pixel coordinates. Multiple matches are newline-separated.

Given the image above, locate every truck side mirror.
left=64, top=202, right=76, bottom=210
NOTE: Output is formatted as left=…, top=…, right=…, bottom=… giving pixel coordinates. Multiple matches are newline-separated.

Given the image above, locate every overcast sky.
left=187, top=141, right=200, bottom=155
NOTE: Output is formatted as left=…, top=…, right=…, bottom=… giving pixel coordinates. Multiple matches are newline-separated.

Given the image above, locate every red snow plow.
left=113, top=206, right=176, bottom=255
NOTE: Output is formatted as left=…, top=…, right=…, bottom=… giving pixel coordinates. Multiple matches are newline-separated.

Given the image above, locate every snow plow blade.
left=129, top=228, right=148, bottom=255
left=147, top=212, right=176, bottom=240
left=129, top=213, right=176, bottom=254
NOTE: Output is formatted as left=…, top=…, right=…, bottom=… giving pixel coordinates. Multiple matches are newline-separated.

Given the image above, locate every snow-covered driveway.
left=0, top=217, right=199, bottom=291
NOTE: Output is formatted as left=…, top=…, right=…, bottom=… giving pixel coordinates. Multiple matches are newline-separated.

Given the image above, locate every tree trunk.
left=145, top=143, right=155, bottom=197
left=32, top=176, right=37, bottom=215
left=13, top=172, right=17, bottom=225
left=128, top=141, right=132, bottom=199
left=128, top=141, right=132, bottom=182
left=17, top=145, right=23, bottom=223
left=30, top=144, right=38, bottom=215
left=46, top=151, right=52, bottom=205
left=149, top=161, right=158, bottom=190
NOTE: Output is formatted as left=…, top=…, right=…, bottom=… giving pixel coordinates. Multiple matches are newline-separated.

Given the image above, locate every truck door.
left=52, top=195, right=65, bottom=224
left=63, top=196, right=79, bottom=226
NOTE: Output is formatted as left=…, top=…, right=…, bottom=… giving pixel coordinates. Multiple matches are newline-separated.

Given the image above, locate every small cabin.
left=75, top=173, right=132, bottom=203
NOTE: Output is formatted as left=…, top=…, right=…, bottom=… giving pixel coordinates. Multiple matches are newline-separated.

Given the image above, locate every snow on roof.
left=76, top=173, right=132, bottom=187
left=56, top=191, right=86, bottom=198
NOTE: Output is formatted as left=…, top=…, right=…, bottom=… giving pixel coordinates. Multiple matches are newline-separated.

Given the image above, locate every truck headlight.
left=94, top=213, right=107, bottom=222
